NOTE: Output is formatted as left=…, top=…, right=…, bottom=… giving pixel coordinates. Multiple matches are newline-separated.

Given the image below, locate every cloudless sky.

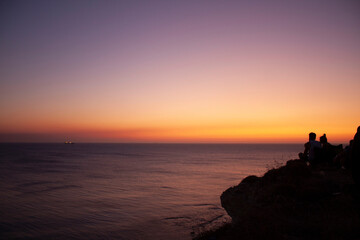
left=0, top=0, right=359, bottom=143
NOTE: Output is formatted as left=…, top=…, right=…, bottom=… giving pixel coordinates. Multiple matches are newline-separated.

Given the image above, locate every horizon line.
left=0, top=141, right=349, bottom=145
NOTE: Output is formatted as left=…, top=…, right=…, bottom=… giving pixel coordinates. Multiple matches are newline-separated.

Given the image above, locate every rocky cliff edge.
left=197, top=160, right=360, bottom=239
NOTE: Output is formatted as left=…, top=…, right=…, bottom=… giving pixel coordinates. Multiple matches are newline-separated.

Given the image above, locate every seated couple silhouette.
left=299, top=132, right=342, bottom=166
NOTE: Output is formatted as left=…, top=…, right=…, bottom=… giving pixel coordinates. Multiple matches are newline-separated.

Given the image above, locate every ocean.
left=0, top=143, right=301, bottom=239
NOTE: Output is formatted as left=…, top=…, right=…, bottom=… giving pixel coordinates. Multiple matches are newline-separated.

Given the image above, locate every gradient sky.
left=0, top=0, right=359, bottom=143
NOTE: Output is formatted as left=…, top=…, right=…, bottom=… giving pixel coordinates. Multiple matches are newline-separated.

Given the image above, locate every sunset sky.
left=0, top=0, right=359, bottom=143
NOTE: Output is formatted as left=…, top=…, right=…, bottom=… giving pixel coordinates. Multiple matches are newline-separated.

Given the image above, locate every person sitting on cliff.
left=319, top=134, right=331, bottom=163
left=299, top=132, right=321, bottom=165
left=351, top=126, right=360, bottom=188
left=334, top=140, right=353, bottom=169
left=319, top=134, right=343, bottom=164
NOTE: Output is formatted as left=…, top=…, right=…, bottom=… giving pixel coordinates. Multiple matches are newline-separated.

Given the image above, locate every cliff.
left=196, top=160, right=360, bottom=240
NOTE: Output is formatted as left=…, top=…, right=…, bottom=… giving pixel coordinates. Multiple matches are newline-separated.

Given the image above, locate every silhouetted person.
left=299, top=132, right=321, bottom=165
left=320, top=134, right=328, bottom=145
left=319, top=134, right=343, bottom=164
left=351, top=126, right=360, bottom=188
left=334, top=140, right=353, bottom=169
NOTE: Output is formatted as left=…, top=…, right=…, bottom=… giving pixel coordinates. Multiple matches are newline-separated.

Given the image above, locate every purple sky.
left=1, top=0, right=359, bottom=142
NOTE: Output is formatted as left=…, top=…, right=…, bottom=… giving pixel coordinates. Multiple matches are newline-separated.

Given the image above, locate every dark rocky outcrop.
left=196, top=160, right=360, bottom=240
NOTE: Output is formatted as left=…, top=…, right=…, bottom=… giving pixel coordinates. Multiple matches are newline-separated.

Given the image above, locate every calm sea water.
left=0, top=143, right=301, bottom=239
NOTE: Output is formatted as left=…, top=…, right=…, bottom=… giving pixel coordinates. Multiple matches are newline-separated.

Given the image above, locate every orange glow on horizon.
left=1, top=122, right=357, bottom=143
left=1, top=1, right=359, bottom=143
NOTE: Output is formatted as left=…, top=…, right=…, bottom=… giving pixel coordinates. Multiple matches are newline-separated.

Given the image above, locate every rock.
left=219, top=160, right=360, bottom=240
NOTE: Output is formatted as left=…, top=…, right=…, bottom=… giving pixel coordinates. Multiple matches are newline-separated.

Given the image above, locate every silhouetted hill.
left=195, top=160, right=360, bottom=240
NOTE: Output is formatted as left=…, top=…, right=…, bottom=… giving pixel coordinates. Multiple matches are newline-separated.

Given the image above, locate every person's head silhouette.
left=309, top=132, right=316, bottom=141
left=320, top=134, right=327, bottom=143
